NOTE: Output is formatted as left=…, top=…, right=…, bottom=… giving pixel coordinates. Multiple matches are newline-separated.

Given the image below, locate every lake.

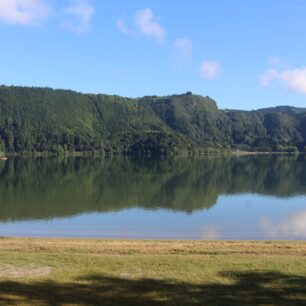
left=0, top=155, right=305, bottom=239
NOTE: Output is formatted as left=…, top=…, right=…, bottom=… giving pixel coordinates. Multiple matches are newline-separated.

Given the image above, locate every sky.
left=0, top=0, right=305, bottom=110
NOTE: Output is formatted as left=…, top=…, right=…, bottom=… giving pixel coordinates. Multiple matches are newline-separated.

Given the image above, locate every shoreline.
left=0, top=150, right=304, bottom=158
left=1, top=237, right=306, bottom=244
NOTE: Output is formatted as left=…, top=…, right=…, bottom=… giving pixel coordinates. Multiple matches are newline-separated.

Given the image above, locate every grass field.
left=0, top=238, right=306, bottom=305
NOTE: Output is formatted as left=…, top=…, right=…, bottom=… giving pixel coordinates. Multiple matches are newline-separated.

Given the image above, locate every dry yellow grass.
left=1, top=238, right=305, bottom=255
left=0, top=238, right=306, bottom=305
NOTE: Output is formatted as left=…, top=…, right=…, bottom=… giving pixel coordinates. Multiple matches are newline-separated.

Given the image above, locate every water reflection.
left=0, top=155, right=305, bottom=222
left=261, top=210, right=306, bottom=239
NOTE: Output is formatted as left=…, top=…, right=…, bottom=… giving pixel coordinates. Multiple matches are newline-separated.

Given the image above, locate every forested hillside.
left=0, top=85, right=305, bottom=156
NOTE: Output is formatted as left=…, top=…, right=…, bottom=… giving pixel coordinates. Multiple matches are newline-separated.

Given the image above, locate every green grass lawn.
left=0, top=238, right=306, bottom=305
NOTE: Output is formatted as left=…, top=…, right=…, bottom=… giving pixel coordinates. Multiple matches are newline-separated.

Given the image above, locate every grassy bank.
left=0, top=239, right=306, bottom=305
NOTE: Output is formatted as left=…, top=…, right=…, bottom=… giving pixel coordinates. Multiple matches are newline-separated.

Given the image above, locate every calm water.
left=0, top=156, right=306, bottom=239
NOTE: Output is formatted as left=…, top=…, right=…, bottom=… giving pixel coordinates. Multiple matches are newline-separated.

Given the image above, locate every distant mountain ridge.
left=0, top=85, right=305, bottom=156
left=256, top=106, right=306, bottom=115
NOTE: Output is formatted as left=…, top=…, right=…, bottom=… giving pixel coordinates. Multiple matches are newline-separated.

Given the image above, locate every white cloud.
left=133, top=8, right=166, bottom=42
left=0, top=0, right=50, bottom=26
left=174, top=38, right=193, bottom=68
left=261, top=67, right=306, bottom=95
left=260, top=68, right=279, bottom=87
left=117, top=8, right=166, bottom=42
left=261, top=210, right=306, bottom=239
left=116, top=18, right=131, bottom=34
left=200, top=60, right=221, bottom=79
left=62, top=0, right=95, bottom=34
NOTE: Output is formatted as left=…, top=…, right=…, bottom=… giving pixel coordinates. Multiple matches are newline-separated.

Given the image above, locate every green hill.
left=257, top=106, right=306, bottom=115
left=0, top=85, right=305, bottom=156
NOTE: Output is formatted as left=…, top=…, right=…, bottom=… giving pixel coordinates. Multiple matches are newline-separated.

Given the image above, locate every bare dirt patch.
left=0, top=265, right=52, bottom=278
left=119, top=267, right=143, bottom=279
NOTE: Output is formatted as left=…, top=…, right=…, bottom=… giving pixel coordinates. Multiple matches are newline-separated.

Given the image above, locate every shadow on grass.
left=0, top=271, right=306, bottom=305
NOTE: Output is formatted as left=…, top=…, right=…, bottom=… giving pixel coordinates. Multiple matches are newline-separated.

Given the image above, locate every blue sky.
left=0, top=0, right=305, bottom=109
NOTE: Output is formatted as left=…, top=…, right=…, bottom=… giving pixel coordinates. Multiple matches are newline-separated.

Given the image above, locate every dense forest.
left=0, top=85, right=306, bottom=156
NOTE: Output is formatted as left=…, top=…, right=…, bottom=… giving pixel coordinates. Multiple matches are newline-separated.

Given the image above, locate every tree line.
left=0, top=85, right=305, bottom=156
